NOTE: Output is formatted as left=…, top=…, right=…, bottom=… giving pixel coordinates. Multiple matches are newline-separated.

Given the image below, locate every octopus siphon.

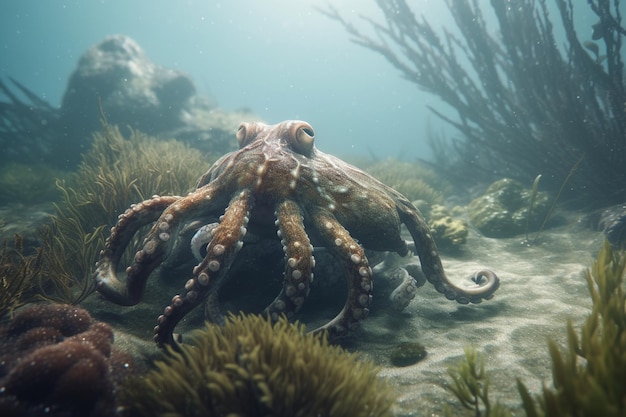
left=93, top=120, right=500, bottom=347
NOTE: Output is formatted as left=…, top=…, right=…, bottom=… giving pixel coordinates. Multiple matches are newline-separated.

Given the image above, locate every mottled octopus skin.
left=93, top=120, right=500, bottom=347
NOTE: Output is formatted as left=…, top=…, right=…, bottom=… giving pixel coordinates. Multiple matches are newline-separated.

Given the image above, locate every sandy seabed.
left=352, top=216, right=602, bottom=416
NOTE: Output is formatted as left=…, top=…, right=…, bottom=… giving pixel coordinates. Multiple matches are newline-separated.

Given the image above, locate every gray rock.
left=57, top=35, right=260, bottom=162
left=61, top=35, right=200, bottom=137
left=1, top=35, right=262, bottom=167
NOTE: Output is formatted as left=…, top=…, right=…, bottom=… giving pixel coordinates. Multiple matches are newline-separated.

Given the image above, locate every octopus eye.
left=236, top=123, right=249, bottom=147
left=292, top=122, right=315, bottom=155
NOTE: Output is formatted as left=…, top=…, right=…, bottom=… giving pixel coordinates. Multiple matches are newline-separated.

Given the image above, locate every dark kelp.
left=322, top=0, right=626, bottom=207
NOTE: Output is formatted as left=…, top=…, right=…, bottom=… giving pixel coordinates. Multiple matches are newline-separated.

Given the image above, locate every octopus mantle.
left=93, top=120, right=500, bottom=347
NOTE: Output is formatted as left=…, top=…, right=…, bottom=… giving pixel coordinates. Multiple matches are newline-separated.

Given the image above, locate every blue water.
left=0, top=0, right=473, bottom=161
left=0, top=0, right=610, bottom=162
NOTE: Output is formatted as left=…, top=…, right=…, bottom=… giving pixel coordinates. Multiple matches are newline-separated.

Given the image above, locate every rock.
left=2, top=35, right=261, bottom=168
left=468, top=178, right=550, bottom=238
left=389, top=342, right=427, bottom=367
left=61, top=35, right=199, bottom=137
left=56, top=35, right=259, bottom=164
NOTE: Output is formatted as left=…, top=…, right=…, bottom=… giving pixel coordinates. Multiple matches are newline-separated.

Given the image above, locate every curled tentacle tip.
left=471, top=269, right=500, bottom=289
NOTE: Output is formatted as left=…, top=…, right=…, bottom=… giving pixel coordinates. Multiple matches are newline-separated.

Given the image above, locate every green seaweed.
left=0, top=235, right=41, bottom=319
left=518, top=241, right=626, bottom=417
left=120, top=313, right=396, bottom=417
left=444, top=347, right=511, bottom=417
left=35, top=123, right=212, bottom=304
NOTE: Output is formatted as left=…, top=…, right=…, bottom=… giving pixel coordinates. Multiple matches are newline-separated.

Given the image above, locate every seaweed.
left=34, top=123, right=212, bottom=304
left=518, top=241, right=626, bottom=416
left=322, top=0, right=626, bottom=208
left=0, top=77, right=62, bottom=167
left=365, top=159, right=449, bottom=205
left=444, top=347, right=511, bottom=417
left=0, top=235, right=42, bottom=319
left=119, top=313, right=396, bottom=417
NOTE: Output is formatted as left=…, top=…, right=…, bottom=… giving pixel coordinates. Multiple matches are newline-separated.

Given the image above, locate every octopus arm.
left=95, top=184, right=225, bottom=306
left=265, top=199, right=314, bottom=320
left=308, top=207, right=373, bottom=339
left=94, top=195, right=181, bottom=305
left=154, top=189, right=252, bottom=347
left=396, top=200, right=500, bottom=304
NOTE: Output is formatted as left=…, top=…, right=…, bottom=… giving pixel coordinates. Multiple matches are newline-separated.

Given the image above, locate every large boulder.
left=56, top=35, right=257, bottom=164
left=61, top=35, right=201, bottom=137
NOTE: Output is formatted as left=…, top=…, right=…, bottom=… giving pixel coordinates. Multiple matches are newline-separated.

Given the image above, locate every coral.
left=518, top=241, right=626, bottom=416
left=0, top=303, right=132, bottom=417
left=429, top=204, right=469, bottom=249
left=468, top=178, right=549, bottom=238
left=119, top=313, right=396, bottom=417
left=389, top=341, right=427, bottom=367
left=36, top=123, right=212, bottom=304
left=324, top=0, right=626, bottom=207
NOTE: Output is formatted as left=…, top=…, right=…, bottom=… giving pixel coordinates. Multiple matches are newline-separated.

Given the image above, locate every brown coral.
left=0, top=303, right=131, bottom=417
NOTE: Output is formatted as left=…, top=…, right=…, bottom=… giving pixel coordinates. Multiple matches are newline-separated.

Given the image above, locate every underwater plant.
left=119, top=313, right=396, bottom=417
left=518, top=240, right=626, bottom=416
left=0, top=77, right=62, bottom=167
left=0, top=234, right=41, bottom=319
left=36, top=123, right=212, bottom=304
left=444, top=347, right=510, bottom=417
left=324, top=0, right=626, bottom=207
left=445, top=240, right=626, bottom=416
left=365, top=159, right=448, bottom=206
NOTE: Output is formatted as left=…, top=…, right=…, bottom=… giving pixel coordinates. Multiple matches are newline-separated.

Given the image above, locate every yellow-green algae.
left=120, top=313, right=396, bottom=417
left=519, top=241, right=626, bottom=417
left=444, top=347, right=510, bottom=417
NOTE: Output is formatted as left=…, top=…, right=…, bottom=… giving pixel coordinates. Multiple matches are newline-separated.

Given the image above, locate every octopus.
left=93, top=120, right=500, bottom=347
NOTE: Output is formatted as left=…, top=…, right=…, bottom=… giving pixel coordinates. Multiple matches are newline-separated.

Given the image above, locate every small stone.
left=389, top=342, right=427, bottom=367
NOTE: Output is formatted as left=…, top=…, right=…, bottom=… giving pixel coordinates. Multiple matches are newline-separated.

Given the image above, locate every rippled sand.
left=356, top=216, right=601, bottom=416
